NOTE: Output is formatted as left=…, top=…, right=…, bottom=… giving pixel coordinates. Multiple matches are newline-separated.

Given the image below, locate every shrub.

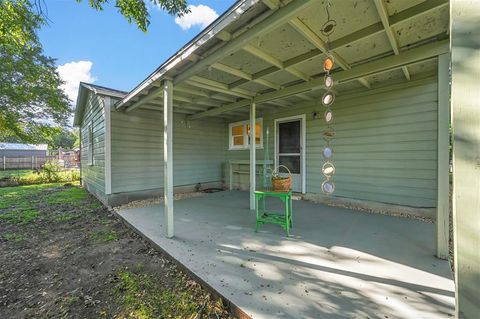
left=41, top=160, right=62, bottom=183
left=8, top=161, right=80, bottom=186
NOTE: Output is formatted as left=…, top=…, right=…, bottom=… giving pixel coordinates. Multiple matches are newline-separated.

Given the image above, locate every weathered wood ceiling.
left=116, top=0, right=449, bottom=119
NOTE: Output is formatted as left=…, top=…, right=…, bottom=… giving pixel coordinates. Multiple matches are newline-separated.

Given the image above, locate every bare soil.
left=0, top=183, right=235, bottom=319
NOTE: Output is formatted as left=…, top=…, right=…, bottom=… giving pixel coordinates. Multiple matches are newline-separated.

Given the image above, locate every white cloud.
left=57, top=60, right=96, bottom=103
left=174, top=4, right=219, bottom=30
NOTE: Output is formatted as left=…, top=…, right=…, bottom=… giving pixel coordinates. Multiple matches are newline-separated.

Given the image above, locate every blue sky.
left=38, top=0, right=235, bottom=101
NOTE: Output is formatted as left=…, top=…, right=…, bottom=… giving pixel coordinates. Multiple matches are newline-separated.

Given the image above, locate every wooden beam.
left=172, top=93, right=221, bottom=108
left=249, top=101, right=256, bottom=210
left=174, top=85, right=209, bottom=98
left=451, top=1, right=480, bottom=317
left=262, top=0, right=280, bottom=10
left=211, top=62, right=281, bottom=90
left=289, top=17, right=370, bottom=88
left=190, top=76, right=256, bottom=98
left=141, top=104, right=195, bottom=115
left=268, top=99, right=292, bottom=108
left=187, top=39, right=448, bottom=120
left=244, top=44, right=311, bottom=81
left=389, top=0, right=448, bottom=26
left=174, top=0, right=315, bottom=84
left=125, top=87, right=162, bottom=112
left=436, top=53, right=450, bottom=260
left=175, top=85, right=237, bottom=103
left=163, top=79, right=174, bottom=238
left=296, top=93, right=314, bottom=101
left=185, top=78, right=253, bottom=99
left=373, top=0, right=411, bottom=80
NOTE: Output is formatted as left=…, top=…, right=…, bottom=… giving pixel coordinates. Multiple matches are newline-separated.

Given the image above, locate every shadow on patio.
left=117, top=191, right=455, bottom=319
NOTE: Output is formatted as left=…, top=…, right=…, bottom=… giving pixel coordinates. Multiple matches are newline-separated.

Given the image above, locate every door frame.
left=274, top=114, right=306, bottom=194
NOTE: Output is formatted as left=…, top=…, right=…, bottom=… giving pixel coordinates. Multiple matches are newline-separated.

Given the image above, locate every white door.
left=275, top=116, right=305, bottom=193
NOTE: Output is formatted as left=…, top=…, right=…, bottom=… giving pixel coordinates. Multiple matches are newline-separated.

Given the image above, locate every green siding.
left=81, top=77, right=439, bottom=208
left=226, top=78, right=438, bottom=207
left=110, top=108, right=225, bottom=194
left=80, top=92, right=106, bottom=195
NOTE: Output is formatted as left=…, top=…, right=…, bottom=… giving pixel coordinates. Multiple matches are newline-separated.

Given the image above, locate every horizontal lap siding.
left=110, top=108, right=225, bottom=194
left=80, top=93, right=106, bottom=194
left=309, top=80, right=438, bottom=207
left=225, top=79, right=438, bottom=207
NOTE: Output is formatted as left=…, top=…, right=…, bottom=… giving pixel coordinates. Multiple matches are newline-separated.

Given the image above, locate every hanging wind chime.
left=321, top=0, right=336, bottom=195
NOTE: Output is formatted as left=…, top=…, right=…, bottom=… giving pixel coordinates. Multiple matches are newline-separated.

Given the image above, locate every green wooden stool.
left=254, top=189, right=293, bottom=236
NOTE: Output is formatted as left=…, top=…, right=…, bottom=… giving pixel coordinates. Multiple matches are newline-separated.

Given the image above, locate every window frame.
left=87, top=121, right=94, bottom=166
left=228, top=118, right=263, bottom=150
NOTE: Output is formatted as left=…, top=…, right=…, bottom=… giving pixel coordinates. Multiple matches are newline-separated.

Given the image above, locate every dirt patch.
left=0, top=183, right=235, bottom=318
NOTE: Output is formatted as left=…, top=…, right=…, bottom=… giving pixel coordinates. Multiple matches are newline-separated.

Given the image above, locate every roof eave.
left=115, top=0, right=259, bottom=110
left=73, top=83, right=89, bottom=127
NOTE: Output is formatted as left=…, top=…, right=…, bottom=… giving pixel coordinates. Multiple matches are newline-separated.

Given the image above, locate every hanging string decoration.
left=321, top=0, right=336, bottom=195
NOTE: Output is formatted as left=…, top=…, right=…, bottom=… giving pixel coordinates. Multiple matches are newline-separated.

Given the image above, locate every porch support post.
left=436, top=53, right=450, bottom=259
left=451, top=0, right=480, bottom=317
left=163, top=78, right=174, bottom=238
left=250, top=101, right=256, bottom=210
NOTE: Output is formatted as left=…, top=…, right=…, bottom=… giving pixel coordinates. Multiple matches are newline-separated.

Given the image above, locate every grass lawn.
left=0, top=169, right=34, bottom=180
left=0, top=183, right=234, bottom=318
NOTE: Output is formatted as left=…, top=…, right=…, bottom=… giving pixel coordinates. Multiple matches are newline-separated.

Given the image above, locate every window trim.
left=228, top=118, right=263, bottom=150
left=87, top=121, right=94, bottom=166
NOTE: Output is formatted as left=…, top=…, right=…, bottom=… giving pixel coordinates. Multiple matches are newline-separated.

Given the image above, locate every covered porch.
left=107, top=0, right=480, bottom=316
left=117, top=191, right=455, bottom=318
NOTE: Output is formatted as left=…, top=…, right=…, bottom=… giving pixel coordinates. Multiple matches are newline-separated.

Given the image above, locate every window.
left=228, top=118, right=263, bottom=150
left=87, top=121, right=94, bottom=165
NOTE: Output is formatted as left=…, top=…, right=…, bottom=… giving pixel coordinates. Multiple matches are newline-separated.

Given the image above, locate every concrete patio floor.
left=117, top=191, right=455, bottom=319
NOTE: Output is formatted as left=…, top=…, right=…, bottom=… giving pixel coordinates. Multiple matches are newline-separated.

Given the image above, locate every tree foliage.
left=78, top=0, right=189, bottom=32
left=0, top=0, right=71, bottom=142
left=0, top=0, right=188, bottom=143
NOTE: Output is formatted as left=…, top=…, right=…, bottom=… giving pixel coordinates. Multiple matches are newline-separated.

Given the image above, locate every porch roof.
left=115, top=0, right=449, bottom=119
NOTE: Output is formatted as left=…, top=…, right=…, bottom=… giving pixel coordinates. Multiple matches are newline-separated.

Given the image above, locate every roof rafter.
left=373, top=0, right=411, bottom=80
left=174, top=85, right=236, bottom=103
left=173, top=0, right=314, bottom=84
left=227, top=0, right=446, bottom=90
left=187, top=39, right=448, bottom=120
left=125, top=87, right=163, bottom=112
left=185, top=77, right=254, bottom=99
left=120, top=0, right=447, bottom=114
left=243, top=44, right=311, bottom=81
left=141, top=104, right=195, bottom=115
left=211, top=62, right=281, bottom=90
left=288, top=18, right=371, bottom=88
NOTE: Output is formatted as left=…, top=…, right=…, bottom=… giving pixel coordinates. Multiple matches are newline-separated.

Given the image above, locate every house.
left=0, top=143, right=48, bottom=157
left=74, top=0, right=480, bottom=317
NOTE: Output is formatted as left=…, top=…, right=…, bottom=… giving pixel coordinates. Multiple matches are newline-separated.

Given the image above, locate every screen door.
left=276, top=118, right=303, bottom=192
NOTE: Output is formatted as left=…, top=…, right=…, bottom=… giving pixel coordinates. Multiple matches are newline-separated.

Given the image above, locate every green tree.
left=49, top=128, right=78, bottom=149
left=79, top=0, right=189, bottom=32
left=0, top=0, right=188, bottom=142
left=0, top=0, right=70, bottom=142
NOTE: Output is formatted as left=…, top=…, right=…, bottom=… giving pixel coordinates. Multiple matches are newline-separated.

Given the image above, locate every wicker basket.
left=271, top=165, right=292, bottom=191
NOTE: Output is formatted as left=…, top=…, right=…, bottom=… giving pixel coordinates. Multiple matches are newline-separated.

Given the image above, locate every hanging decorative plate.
left=324, top=74, right=334, bottom=89
left=323, top=130, right=336, bottom=139
left=322, top=91, right=335, bottom=107
left=323, top=55, right=334, bottom=72
left=321, top=20, right=337, bottom=36
left=323, top=146, right=333, bottom=159
left=324, top=109, right=333, bottom=124
left=322, top=162, right=336, bottom=176
left=321, top=180, right=335, bottom=194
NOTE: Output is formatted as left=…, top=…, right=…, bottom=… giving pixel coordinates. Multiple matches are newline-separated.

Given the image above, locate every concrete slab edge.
left=109, top=208, right=252, bottom=319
